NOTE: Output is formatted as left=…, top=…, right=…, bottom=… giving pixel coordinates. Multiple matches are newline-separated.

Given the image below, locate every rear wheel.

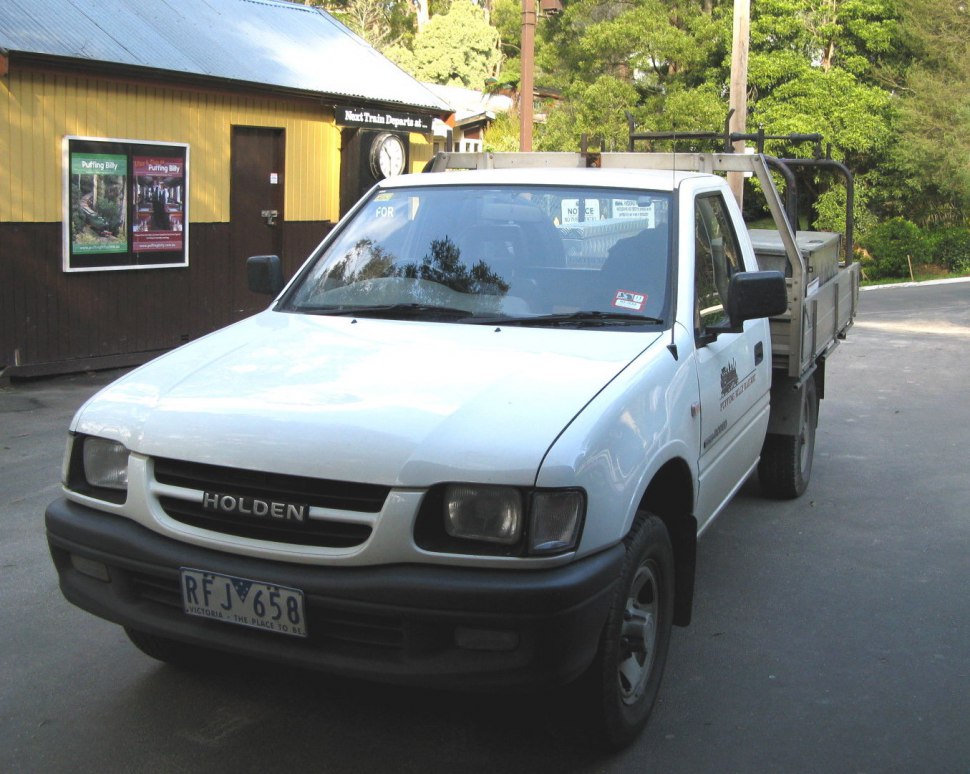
left=580, top=513, right=674, bottom=750
left=759, top=375, right=818, bottom=499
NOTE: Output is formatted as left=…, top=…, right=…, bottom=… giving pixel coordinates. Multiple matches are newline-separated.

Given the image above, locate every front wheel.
left=580, top=513, right=674, bottom=750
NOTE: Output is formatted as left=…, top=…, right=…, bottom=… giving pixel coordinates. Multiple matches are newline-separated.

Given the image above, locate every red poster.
left=133, top=157, right=185, bottom=252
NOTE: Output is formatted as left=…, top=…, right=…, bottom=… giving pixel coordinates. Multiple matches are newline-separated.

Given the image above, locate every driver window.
left=694, top=194, right=742, bottom=335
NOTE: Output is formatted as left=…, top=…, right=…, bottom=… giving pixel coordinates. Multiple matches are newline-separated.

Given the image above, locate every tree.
left=310, top=0, right=966, bottom=241
left=490, top=0, right=524, bottom=88
left=744, top=1, right=900, bottom=157
left=538, top=75, right=639, bottom=151
left=385, top=0, right=502, bottom=87
left=747, top=0, right=902, bottom=87
left=891, top=0, right=970, bottom=225
left=308, top=0, right=416, bottom=50
left=744, top=1, right=902, bottom=234
left=533, top=1, right=735, bottom=148
left=528, top=0, right=908, bottom=242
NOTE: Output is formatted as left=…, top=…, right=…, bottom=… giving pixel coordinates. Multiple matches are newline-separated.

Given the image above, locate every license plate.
left=180, top=568, right=307, bottom=638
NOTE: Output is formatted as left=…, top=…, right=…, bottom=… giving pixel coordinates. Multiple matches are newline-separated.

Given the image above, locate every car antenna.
left=668, top=126, right=679, bottom=360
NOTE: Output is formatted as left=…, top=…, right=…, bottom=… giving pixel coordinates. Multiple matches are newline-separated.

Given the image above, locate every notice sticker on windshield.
left=612, top=290, right=647, bottom=312
left=375, top=192, right=394, bottom=201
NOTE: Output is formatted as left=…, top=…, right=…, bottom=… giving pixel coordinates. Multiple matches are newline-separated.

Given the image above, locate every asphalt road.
left=2, top=281, right=968, bottom=773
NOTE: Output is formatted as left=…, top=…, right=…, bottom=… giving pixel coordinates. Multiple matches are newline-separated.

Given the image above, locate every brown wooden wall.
left=1, top=220, right=331, bottom=377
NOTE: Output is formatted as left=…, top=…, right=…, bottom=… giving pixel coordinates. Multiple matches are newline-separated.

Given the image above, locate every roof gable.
left=0, top=0, right=448, bottom=112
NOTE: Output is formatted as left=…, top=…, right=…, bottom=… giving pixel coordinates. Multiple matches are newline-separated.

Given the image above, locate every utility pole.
left=519, top=0, right=536, bottom=151
left=727, top=0, right=750, bottom=207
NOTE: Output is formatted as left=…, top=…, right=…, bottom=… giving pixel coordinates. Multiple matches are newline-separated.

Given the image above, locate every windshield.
left=283, top=184, right=672, bottom=328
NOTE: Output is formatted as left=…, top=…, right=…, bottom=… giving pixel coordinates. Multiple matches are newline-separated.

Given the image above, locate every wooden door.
left=230, top=126, right=285, bottom=319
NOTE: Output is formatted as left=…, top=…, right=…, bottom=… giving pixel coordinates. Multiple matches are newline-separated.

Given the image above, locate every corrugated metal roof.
left=0, top=0, right=449, bottom=112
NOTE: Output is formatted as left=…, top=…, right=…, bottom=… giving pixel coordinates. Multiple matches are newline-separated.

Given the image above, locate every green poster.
left=70, top=153, right=129, bottom=254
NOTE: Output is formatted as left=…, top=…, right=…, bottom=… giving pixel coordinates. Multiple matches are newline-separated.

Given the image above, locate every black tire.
left=581, top=513, right=675, bottom=750
left=759, top=375, right=818, bottom=499
left=124, top=627, right=216, bottom=669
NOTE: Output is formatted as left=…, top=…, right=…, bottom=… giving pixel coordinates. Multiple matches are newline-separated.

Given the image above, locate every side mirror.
left=726, top=270, right=788, bottom=327
left=247, top=255, right=285, bottom=295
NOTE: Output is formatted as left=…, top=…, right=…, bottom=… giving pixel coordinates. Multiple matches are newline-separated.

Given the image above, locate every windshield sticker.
left=612, top=290, right=647, bottom=312
left=374, top=192, right=394, bottom=201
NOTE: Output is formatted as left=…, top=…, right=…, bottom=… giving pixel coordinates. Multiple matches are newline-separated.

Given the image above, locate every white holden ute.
left=48, top=160, right=815, bottom=749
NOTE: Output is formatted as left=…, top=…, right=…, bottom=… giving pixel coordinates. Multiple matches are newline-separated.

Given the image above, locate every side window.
left=694, top=193, right=743, bottom=335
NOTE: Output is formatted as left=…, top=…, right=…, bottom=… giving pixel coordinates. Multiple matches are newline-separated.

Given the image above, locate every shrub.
left=859, top=218, right=928, bottom=279
left=928, top=227, right=970, bottom=273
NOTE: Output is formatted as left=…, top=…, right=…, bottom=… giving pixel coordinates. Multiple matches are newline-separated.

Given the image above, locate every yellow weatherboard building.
left=0, top=0, right=447, bottom=377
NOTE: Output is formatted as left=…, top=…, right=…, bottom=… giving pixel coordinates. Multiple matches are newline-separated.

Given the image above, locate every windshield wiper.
left=299, top=303, right=475, bottom=321
left=467, top=310, right=663, bottom=328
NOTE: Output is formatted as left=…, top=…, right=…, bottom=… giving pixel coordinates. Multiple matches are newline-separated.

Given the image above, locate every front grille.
left=154, top=458, right=390, bottom=512
left=153, top=457, right=387, bottom=548
left=158, top=496, right=370, bottom=547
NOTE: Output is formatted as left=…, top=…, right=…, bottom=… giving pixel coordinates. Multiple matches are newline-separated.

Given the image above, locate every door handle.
left=261, top=209, right=279, bottom=226
left=754, top=341, right=764, bottom=366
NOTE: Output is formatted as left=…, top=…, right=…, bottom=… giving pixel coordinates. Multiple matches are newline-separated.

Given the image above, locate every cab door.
left=692, top=191, right=773, bottom=529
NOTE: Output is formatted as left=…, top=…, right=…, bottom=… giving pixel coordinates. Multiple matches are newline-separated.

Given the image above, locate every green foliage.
left=537, top=0, right=728, bottom=93
left=373, top=0, right=967, bottom=271
left=814, top=174, right=877, bottom=246
left=490, top=0, right=523, bottom=89
left=314, top=0, right=414, bottom=49
left=384, top=0, right=501, bottom=87
left=537, top=75, right=639, bottom=151
left=532, top=0, right=732, bottom=152
left=484, top=110, right=520, bottom=152
left=648, top=86, right=729, bottom=136
left=891, top=0, right=970, bottom=225
left=491, top=0, right=522, bottom=58
left=859, top=217, right=928, bottom=279
left=746, top=2, right=902, bottom=163
left=495, top=56, right=520, bottom=91
left=753, top=69, right=893, bottom=161
left=928, top=227, right=970, bottom=273
left=749, top=0, right=902, bottom=85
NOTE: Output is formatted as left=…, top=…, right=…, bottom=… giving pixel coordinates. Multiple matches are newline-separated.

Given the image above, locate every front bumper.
left=46, top=498, right=623, bottom=689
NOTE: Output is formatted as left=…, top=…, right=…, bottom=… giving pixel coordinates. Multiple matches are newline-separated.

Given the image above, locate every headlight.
left=529, top=490, right=584, bottom=554
left=445, top=484, right=522, bottom=545
left=81, top=437, right=129, bottom=491
left=416, top=484, right=585, bottom=556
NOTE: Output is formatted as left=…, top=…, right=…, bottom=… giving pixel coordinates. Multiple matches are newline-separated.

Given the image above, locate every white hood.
left=74, top=311, right=660, bottom=487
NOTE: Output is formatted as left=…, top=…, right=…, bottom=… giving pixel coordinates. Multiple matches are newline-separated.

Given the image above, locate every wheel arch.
left=636, top=457, right=696, bottom=627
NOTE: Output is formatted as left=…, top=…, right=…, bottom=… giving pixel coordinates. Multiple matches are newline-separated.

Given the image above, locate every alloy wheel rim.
left=617, top=562, right=659, bottom=705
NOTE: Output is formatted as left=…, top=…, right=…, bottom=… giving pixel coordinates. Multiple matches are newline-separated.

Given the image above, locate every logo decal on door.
left=720, top=372, right=756, bottom=412
left=720, top=359, right=739, bottom=397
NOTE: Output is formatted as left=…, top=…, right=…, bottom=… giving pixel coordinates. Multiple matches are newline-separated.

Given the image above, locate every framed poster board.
left=63, top=136, right=189, bottom=272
